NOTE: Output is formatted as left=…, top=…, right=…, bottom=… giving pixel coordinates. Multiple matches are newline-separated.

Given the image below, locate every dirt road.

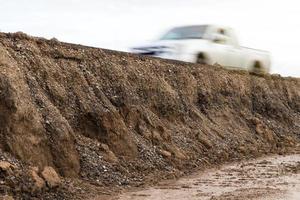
left=116, top=154, right=300, bottom=200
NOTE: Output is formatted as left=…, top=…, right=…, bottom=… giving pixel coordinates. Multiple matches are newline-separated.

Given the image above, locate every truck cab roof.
left=160, top=25, right=239, bottom=46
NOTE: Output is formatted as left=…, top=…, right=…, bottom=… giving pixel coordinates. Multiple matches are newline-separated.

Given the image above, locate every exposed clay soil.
left=0, top=32, right=299, bottom=199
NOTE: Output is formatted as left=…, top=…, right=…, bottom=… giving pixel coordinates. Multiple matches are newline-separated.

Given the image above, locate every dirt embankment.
left=0, top=32, right=299, bottom=199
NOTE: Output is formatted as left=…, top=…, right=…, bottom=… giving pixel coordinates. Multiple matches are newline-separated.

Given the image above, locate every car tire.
left=252, top=61, right=265, bottom=74
left=196, top=53, right=207, bottom=64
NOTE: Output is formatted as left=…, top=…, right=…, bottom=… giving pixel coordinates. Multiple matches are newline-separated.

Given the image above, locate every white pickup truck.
left=131, top=25, right=271, bottom=73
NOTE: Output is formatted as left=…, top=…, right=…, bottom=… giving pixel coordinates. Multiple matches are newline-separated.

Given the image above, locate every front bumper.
left=132, top=45, right=197, bottom=63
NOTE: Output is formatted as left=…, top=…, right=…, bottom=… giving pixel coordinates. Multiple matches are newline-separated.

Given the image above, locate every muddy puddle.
left=115, top=154, right=300, bottom=200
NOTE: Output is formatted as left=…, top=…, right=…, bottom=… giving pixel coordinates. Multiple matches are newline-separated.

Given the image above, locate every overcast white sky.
left=0, top=0, right=300, bottom=77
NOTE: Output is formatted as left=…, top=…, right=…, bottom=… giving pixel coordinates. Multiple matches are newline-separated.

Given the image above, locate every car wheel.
left=196, top=54, right=207, bottom=64
left=252, top=61, right=264, bottom=74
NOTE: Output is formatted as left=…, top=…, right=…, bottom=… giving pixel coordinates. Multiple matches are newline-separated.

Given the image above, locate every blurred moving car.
left=131, top=25, right=271, bottom=73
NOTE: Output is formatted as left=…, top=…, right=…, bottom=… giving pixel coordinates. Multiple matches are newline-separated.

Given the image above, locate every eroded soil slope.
left=0, top=32, right=299, bottom=199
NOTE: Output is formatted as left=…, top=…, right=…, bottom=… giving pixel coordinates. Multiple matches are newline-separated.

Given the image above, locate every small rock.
left=0, top=161, right=15, bottom=174
left=197, top=134, right=212, bottom=149
left=255, top=124, right=264, bottom=135
left=105, top=151, right=119, bottom=163
left=160, top=150, right=172, bottom=158
left=252, top=117, right=261, bottom=125
left=29, top=167, right=45, bottom=192
left=0, top=161, right=12, bottom=170
left=41, top=166, right=61, bottom=188
left=174, top=151, right=187, bottom=160
left=152, top=131, right=163, bottom=143
left=238, top=146, right=246, bottom=154
left=100, top=143, right=110, bottom=152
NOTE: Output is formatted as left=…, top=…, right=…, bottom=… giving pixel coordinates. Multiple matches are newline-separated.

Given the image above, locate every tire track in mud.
left=115, top=154, right=300, bottom=200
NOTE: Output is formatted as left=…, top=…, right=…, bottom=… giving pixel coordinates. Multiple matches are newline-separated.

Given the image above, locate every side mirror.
left=211, top=34, right=227, bottom=44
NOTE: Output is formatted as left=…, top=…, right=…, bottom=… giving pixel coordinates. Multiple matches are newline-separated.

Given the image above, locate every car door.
left=210, top=28, right=239, bottom=67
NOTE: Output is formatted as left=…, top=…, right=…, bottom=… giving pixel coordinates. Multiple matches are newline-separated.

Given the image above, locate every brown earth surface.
left=115, top=154, right=300, bottom=200
left=0, top=32, right=299, bottom=199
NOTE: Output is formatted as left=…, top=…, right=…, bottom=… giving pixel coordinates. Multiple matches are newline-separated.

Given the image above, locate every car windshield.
left=160, top=26, right=207, bottom=40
